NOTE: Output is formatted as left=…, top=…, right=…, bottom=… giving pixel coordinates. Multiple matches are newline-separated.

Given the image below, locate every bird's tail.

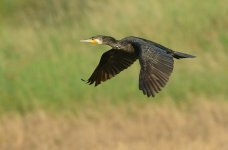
left=173, top=51, right=196, bottom=59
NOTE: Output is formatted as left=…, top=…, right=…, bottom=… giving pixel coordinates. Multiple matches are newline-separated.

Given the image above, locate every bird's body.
left=80, top=35, right=195, bottom=97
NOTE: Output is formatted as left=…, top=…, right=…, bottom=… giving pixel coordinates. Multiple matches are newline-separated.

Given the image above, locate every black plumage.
left=80, top=35, right=195, bottom=97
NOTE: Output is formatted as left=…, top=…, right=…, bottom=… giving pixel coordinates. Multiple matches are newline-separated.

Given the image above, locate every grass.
left=0, top=1, right=228, bottom=149
left=0, top=0, right=228, bottom=112
left=0, top=99, right=228, bottom=150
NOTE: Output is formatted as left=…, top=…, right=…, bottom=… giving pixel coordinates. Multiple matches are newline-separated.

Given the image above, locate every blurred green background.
left=0, top=0, right=228, bottom=113
left=1, top=1, right=228, bottom=150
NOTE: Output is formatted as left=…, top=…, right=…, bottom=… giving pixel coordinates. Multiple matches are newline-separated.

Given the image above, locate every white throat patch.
left=95, top=39, right=102, bottom=44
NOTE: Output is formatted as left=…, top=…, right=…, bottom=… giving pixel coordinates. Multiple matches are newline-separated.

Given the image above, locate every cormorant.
left=80, top=35, right=195, bottom=97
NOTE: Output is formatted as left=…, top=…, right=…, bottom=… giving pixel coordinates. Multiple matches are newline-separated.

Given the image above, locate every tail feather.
left=173, top=51, right=196, bottom=59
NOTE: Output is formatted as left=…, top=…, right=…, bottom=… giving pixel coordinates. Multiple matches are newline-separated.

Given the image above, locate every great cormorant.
left=80, top=35, right=195, bottom=97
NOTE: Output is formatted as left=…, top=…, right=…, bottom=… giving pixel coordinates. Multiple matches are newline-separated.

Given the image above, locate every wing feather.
left=85, top=49, right=137, bottom=86
left=139, top=45, right=174, bottom=97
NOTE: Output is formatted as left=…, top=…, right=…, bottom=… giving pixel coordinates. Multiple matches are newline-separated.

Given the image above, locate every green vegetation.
left=0, top=0, right=227, bottom=112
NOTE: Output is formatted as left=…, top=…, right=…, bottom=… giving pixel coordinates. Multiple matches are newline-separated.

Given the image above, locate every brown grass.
left=0, top=98, right=228, bottom=150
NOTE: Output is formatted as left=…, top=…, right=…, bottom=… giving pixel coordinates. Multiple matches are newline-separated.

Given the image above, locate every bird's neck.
left=107, top=40, right=134, bottom=53
left=106, top=39, right=119, bottom=48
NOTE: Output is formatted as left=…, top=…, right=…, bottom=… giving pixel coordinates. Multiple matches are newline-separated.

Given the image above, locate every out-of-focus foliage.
left=0, top=0, right=227, bottom=112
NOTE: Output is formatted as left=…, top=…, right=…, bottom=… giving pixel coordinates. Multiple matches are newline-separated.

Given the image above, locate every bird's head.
left=80, top=35, right=116, bottom=45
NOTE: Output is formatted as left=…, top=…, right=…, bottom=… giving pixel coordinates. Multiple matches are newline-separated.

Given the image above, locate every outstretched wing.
left=85, top=49, right=137, bottom=86
left=139, top=45, right=174, bottom=97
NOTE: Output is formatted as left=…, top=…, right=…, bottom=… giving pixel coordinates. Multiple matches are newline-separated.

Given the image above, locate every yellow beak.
left=80, top=39, right=98, bottom=44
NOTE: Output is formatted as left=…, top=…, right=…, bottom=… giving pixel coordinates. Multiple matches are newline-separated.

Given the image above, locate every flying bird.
left=80, top=35, right=195, bottom=97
